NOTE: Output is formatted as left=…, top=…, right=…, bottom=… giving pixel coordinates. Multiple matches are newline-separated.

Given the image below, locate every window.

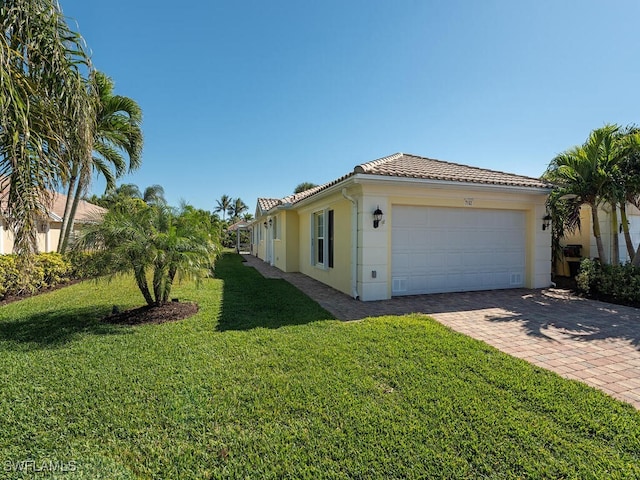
left=311, top=209, right=334, bottom=268
left=314, top=211, right=324, bottom=265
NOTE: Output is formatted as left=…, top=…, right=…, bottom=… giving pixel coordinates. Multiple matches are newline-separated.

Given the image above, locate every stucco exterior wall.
left=297, top=192, right=353, bottom=297
left=356, top=180, right=551, bottom=300
left=273, top=210, right=299, bottom=272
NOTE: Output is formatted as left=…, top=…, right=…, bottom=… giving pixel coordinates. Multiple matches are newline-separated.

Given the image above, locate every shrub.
left=0, top=255, right=19, bottom=298
left=0, top=252, right=72, bottom=299
left=576, top=258, right=640, bottom=304
left=575, top=258, right=599, bottom=294
left=38, top=252, right=72, bottom=287
left=66, top=250, right=107, bottom=279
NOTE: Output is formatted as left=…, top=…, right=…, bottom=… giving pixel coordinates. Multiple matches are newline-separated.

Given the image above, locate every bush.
left=66, top=250, right=108, bottom=279
left=0, top=252, right=72, bottom=299
left=0, top=255, right=19, bottom=298
left=576, top=258, right=640, bottom=304
left=38, top=252, right=72, bottom=287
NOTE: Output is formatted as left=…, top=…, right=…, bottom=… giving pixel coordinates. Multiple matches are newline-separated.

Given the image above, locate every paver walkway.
left=243, top=255, right=640, bottom=409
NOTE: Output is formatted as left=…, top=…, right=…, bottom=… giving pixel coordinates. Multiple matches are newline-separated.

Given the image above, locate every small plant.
left=575, top=258, right=599, bottom=294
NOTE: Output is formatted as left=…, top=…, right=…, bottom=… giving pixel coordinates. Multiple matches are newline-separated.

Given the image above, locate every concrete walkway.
left=242, top=255, right=640, bottom=409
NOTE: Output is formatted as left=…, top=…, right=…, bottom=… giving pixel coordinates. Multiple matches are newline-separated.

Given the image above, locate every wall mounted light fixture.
left=263, top=221, right=268, bottom=228
left=542, top=214, right=552, bottom=231
left=373, top=206, right=384, bottom=228
left=269, top=218, right=273, bottom=227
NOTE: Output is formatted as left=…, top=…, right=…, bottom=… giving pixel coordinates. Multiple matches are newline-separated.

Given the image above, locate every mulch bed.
left=102, top=301, right=199, bottom=325
left=0, top=279, right=83, bottom=306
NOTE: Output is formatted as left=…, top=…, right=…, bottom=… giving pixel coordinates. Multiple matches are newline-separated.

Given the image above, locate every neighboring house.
left=250, top=152, right=553, bottom=301
left=556, top=204, right=640, bottom=276
left=227, top=219, right=251, bottom=253
left=0, top=184, right=106, bottom=254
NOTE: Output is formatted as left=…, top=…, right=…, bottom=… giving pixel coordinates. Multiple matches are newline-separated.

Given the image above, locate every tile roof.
left=257, top=198, right=282, bottom=212
left=256, top=152, right=551, bottom=214
left=354, top=153, right=551, bottom=189
left=0, top=177, right=106, bottom=222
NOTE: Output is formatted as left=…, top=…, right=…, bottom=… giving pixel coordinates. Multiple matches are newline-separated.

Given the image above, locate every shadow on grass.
left=0, top=306, right=131, bottom=350
left=215, top=253, right=333, bottom=331
left=365, top=288, right=640, bottom=351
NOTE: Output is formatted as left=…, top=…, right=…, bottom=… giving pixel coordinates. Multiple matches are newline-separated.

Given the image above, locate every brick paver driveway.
left=243, top=255, right=640, bottom=409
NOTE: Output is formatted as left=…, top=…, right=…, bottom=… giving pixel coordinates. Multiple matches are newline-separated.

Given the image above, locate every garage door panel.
left=392, top=206, right=526, bottom=296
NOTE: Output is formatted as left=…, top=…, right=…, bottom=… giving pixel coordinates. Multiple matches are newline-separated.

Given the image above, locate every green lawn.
left=0, top=254, right=639, bottom=479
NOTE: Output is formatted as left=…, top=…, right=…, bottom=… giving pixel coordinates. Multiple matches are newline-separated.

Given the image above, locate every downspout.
left=342, top=188, right=359, bottom=299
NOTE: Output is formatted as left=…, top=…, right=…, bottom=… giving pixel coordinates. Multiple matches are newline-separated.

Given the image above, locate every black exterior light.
left=373, top=206, right=384, bottom=228
left=542, top=214, right=552, bottom=231
left=269, top=218, right=273, bottom=227
left=263, top=221, right=267, bottom=228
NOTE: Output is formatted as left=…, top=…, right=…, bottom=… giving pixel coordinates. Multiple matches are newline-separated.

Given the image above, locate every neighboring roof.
left=50, top=192, right=106, bottom=223
left=227, top=220, right=249, bottom=232
left=255, top=152, right=552, bottom=216
left=0, top=178, right=106, bottom=223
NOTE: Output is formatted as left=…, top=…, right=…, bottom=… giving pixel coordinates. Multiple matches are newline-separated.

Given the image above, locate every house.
left=556, top=204, right=640, bottom=276
left=0, top=184, right=106, bottom=254
left=250, top=153, right=553, bottom=301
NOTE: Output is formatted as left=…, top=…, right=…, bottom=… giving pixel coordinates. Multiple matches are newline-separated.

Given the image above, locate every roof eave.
left=352, top=174, right=552, bottom=194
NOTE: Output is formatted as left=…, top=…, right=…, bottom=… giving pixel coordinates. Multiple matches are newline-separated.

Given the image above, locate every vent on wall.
left=510, top=273, right=523, bottom=286
left=392, top=277, right=407, bottom=293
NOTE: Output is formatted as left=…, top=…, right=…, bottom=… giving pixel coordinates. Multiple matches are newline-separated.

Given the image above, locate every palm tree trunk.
left=133, top=265, right=154, bottom=306
left=57, top=169, right=77, bottom=253
left=591, top=203, right=606, bottom=263
left=59, top=176, right=84, bottom=254
left=152, top=263, right=164, bottom=306
left=611, top=203, right=620, bottom=266
left=620, top=203, right=635, bottom=259
left=162, top=264, right=177, bottom=303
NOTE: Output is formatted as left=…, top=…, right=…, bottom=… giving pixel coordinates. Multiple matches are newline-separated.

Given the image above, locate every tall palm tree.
left=58, top=71, right=143, bottom=253
left=228, top=197, right=248, bottom=221
left=616, top=127, right=640, bottom=264
left=544, top=125, right=621, bottom=263
left=1, top=0, right=94, bottom=256
left=214, top=194, right=232, bottom=221
left=142, top=184, right=166, bottom=206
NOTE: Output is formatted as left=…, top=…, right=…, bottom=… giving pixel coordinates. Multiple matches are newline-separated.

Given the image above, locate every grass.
left=0, top=253, right=638, bottom=479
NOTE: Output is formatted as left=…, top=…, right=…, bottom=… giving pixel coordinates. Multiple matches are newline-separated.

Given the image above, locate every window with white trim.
left=311, top=209, right=334, bottom=268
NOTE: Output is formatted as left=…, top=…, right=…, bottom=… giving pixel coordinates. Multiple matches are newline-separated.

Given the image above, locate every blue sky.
left=60, top=0, right=640, bottom=213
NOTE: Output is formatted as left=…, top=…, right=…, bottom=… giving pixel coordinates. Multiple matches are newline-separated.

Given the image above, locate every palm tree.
left=616, top=127, right=640, bottom=264
left=228, top=197, right=248, bottom=221
left=142, top=184, right=166, bottom=206
left=76, top=202, right=218, bottom=306
left=89, top=183, right=165, bottom=209
left=214, top=194, right=232, bottom=221
left=58, top=71, right=143, bottom=253
left=544, top=125, right=621, bottom=263
left=1, top=0, right=94, bottom=256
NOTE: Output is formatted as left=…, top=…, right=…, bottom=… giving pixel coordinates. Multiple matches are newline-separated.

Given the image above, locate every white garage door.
left=392, top=206, right=526, bottom=296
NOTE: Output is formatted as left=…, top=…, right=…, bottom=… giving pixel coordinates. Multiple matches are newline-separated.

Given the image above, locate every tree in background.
left=0, top=0, right=94, bottom=257
left=214, top=194, right=232, bottom=221
left=75, top=201, right=218, bottom=307
left=227, top=197, right=248, bottom=222
left=58, top=71, right=143, bottom=253
left=88, top=183, right=165, bottom=208
left=294, top=182, right=317, bottom=194
left=544, top=124, right=640, bottom=265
